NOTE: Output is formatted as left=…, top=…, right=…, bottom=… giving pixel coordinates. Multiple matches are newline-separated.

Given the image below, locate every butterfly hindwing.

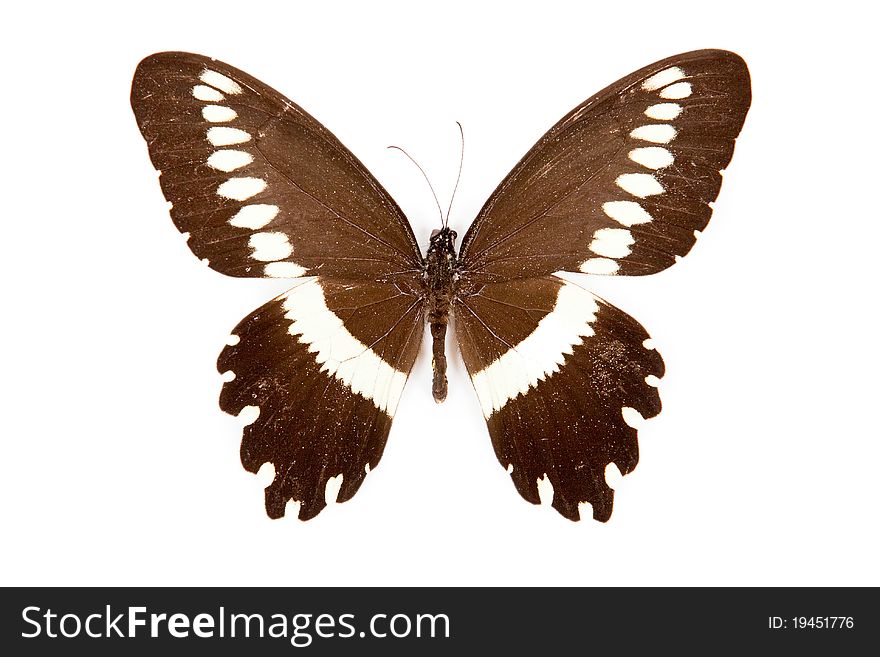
left=454, top=276, right=663, bottom=520
left=131, top=52, right=422, bottom=280
left=459, top=49, right=751, bottom=280
left=218, top=278, right=423, bottom=519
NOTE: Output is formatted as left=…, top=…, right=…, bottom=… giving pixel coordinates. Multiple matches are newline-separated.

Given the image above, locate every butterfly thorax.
left=423, top=227, right=458, bottom=403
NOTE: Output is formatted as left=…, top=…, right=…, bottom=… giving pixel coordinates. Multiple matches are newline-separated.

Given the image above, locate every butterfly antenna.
left=444, top=122, right=465, bottom=229
left=387, top=145, right=444, bottom=227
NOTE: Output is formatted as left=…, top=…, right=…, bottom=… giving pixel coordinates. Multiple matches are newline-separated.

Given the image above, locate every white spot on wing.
left=630, top=124, right=677, bottom=144
left=238, top=405, right=260, bottom=426
left=324, top=474, right=344, bottom=505
left=217, top=177, right=266, bottom=201
left=589, top=228, right=634, bottom=258
left=202, top=105, right=238, bottom=122
left=255, top=462, right=275, bottom=487
left=659, top=82, right=692, bottom=99
left=470, top=281, right=600, bottom=418
left=604, top=462, right=624, bottom=488
left=621, top=406, right=645, bottom=429
left=644, top=102, right=682, bottom=120
left=193, top=85, right=224, bottom=102
left=207, top=126, right=251, bottom=146
left=200, top=69, right=243, bottom=95
left=645, top=375, right=661, bottom=387
left=628, top=146, right=674, bottom=170
left=281, top=281, right=409, bottom=415
left=536, top=475, right=554, bottom=506
left=285, top=499, right=303, bottom=519
left=264, top=262, right=306, bottom=278
left=642, top=67, right=685, bottom=91
left=579, top=257, right=619, bottom=275
left=616, top=173, right=665, bottom=198
left=220, top=370, right=236, bottom=382
left=207, top=149, right=253, bottom=172
left=229, top=204, right=279, bottom=229
left=248, top=232, right=292, bottom=261
left=602, top=201, right=654, bottom=226
left=226, top=334, right=240, bottom=346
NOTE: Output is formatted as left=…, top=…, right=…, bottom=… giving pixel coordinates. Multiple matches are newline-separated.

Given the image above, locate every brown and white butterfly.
left=131, top=50, right=750, bottom=521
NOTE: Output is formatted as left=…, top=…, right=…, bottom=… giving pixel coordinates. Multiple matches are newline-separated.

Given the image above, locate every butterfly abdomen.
left=424, top=228, right=458, bottom=403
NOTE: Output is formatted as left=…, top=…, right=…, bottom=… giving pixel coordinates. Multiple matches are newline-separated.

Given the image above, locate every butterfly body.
left=131, top=49, right=750, bottom=521
left=424, top=227, right=458, bottom=402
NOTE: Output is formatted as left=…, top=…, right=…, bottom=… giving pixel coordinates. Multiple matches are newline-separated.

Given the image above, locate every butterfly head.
left=429, top=227, right=458, bottom=252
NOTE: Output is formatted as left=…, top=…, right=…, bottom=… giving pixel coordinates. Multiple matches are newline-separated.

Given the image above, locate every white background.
left=2, top=0, right=878, bottom=586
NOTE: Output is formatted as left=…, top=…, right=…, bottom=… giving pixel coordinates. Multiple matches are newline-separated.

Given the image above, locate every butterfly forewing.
left=459, top=49, right=750, bottom=279
left=131, top=52, right=422, bottom=280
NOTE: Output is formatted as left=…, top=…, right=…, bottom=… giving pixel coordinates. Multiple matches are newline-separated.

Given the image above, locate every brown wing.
left=454, top=276, right=663, bottom=521
left=218, top=278, right=423, bottom=520
left=131, top=52, right=422, bottom=280
left=458, top=49, right=750, bottom=281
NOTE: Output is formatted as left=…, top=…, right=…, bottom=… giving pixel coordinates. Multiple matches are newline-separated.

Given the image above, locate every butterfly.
left=131, top=49, right=750, bottom=521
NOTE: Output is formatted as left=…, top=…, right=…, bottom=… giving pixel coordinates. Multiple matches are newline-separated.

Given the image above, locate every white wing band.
left=282, top=280, right=408, bottom=416
left=470, top=279, right=599, bottom=418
